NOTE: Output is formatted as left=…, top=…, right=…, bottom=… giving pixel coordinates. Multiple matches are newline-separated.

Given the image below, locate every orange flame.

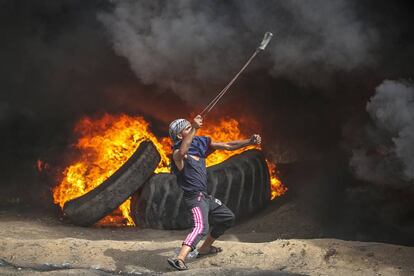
left=266, top=160, right=287, bottom=200
left=53, top=114, right=285, bottom=227
left=53, top=114, right=170, bottom=227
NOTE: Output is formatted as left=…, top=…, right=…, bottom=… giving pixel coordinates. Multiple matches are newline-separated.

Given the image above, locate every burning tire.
left=132, top=149, right=271, bottom=229
left=63, top=140, right=160, bottom=226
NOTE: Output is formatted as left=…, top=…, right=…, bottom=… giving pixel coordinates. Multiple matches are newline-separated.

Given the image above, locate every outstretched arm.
left=210, top=134, right=261, bottom=151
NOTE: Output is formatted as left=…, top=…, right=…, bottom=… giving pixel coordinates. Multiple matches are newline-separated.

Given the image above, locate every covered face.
left=169, top=118, right=191, bottom=143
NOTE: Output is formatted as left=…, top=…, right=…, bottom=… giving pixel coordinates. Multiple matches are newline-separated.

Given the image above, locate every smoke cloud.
left=350, top=80, right=414, bottom=189
left=98, top=0, right=376, bottom=102
left=1, top=0, right=413, bottom=245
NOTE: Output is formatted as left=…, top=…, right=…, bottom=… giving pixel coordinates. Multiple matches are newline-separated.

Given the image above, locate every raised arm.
left=173, top=115, right=203, bottom=169
left=210, top=134, right=261, bottom=151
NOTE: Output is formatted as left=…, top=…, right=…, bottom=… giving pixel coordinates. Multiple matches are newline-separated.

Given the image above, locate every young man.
left=167, top=115, right=261, bottom=271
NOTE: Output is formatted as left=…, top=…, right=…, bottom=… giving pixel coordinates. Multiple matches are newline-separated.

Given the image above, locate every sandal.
left=167, top=258, right=188, bottom=271
left=196, top=245, right=223, bottom=258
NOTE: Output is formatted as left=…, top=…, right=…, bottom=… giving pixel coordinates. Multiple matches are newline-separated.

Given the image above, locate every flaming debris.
left=53, top=114, right=286, bottom=226
left=266, top=161, right=287, bottom=200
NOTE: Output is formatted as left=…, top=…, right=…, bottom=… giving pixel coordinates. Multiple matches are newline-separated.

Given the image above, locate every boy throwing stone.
left=167, top=115, right=261, bottom=271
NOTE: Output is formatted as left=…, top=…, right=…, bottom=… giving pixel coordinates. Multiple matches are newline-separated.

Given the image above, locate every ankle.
left=198, top=245, right=210, bottom=252
left=177, top=255, right=186, bottom=261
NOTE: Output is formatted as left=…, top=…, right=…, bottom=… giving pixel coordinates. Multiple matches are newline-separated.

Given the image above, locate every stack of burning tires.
left=63, top=141, right=271, bottom=229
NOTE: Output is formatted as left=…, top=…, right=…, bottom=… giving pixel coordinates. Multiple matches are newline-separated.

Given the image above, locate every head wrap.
left=169, top=118, right=191, bottom=143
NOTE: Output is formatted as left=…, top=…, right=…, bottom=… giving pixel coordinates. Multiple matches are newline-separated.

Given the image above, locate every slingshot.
left=200, top=32, right=274, bottom=117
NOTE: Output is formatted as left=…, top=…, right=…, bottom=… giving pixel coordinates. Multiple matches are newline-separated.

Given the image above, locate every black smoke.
left=0, top=0, right=413, bottom=244
left=98, top=0, right=377, bottom=101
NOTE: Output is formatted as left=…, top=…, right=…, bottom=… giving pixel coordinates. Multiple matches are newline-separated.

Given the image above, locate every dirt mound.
left=0, top=210, right=413, bottom=275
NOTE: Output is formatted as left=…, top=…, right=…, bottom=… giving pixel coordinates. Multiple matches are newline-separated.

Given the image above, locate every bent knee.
left=200, top=226, right=209, bottom=237
left=229, top=213, right=236, bottom=225
left=224, top=212, right=236, bottom=227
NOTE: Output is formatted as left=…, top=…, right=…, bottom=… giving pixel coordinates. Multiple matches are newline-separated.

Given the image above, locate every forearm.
left=211, top=134, right=260, bottom=151
left=225, top=139, right=252, bottom=150
left=178, top=128, right=197, bottom=155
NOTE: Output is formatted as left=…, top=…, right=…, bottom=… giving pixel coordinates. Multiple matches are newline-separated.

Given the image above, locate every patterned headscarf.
left=169, top=118, right=191, bottom=143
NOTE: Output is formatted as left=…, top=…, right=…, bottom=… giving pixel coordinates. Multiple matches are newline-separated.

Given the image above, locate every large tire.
left=63, top=140, right=160, bottom=226
left=132, top=149, right=271, bottom=229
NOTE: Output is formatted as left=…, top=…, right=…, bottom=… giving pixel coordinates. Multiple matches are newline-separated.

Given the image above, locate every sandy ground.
left=0, top=206, right=413, bottom=276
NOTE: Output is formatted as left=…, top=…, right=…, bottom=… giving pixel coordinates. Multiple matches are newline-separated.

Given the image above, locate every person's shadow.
left=104, top=247, right=175, bottom=273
